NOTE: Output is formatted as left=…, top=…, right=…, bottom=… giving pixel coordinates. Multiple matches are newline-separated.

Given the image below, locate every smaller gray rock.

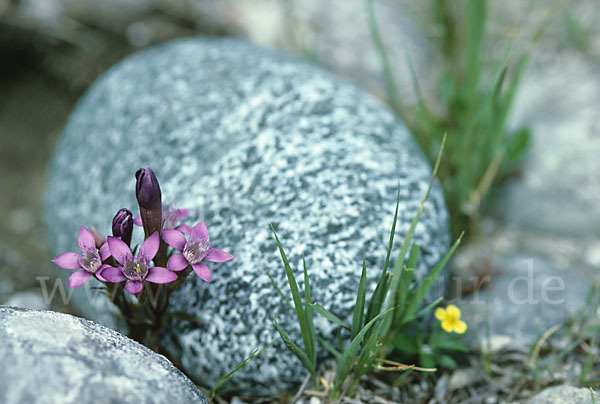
left=4, top=290, right=52, bottom=311
left=530, top=385, right=598, bottom=404
left=0, top=307, right=207, bottom=404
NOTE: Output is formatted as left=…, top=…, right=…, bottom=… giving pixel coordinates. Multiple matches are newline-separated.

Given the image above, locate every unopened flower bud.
left=135, top=168, right=162, bottom=237
left=112, top=208, right=133, bottom=246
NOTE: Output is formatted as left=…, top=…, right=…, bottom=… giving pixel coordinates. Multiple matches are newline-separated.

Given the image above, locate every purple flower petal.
left=100, top=266, right=127, bottom=282
left=90, top=226, right=106, bottom=248
left=146, top=266, right=178, bottom=284
left=107, top=236, right=134, bottom=266
left=192, top=263, right=211, bottom=282
left=167, top=253, right=189, bottom=271
left=125, top=281, right=144, bottom=294
left=133, top=216, right=143, bottom=226
left=190, top=222, right=208, bottom=243
left=138, top=231, right=160, bottom=261
left=99, top=242, right=111, bottom=261
left=68, top=270, right=92, bottom=288
left=78, top=225, right=96, bottom=252
left=204, top=248, right=234, bottom=263
left=162, top=229, right=186, bottom=252
left=52, top=252, right=82, bottom=269
left=95, top=265, right=111, bottom=282
left=177, top=224, right=193, bottom=234
left=173, top=208, right=189, bottom=222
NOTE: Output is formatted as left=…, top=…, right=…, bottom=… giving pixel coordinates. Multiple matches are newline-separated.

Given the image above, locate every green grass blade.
left=407, top=296, right=443, bottom=323
left=351, top=257, right=368, bottom=340
left=492, top=62, right=509, bottom=105
left=407, top=55, right=431, bottom=117
left=403, top=233, right=463, bottom=322
left=466, top=0, right=485, bottom=95
left=209, top=344, right=272, bottom=400
left=303, top=254, right=317, bottom=366
left=396, top=243, right=419, bottom=321
left=312, top=303, right=351, bottom=330
left=317, top=335, right=342, bottom=359
left=383, top=134, right=446, bottom=335
left=270, top=224, right=315, bottom=367
left=365, top=0, right=401, bottom=112
left=335, top=307, right=395, bottom=392
left=273, top=316, right=316, bottom=376
left=354, top=323, right=385, bottom=380
left=364, top=187, right=401, bottom=338
left=265, top=269, right=294, bottom=311
left=364, top=272, right=393, bottom=344
left=381, top=186, right=403, bottom=279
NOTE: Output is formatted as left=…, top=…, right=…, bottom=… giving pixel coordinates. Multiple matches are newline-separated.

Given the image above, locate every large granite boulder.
left=45, top=38, right=449, bottom=394
left=0, top=306, right=207, bottom=404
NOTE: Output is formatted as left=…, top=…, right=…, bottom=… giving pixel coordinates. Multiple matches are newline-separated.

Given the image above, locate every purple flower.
left=52, top=225, right=111, bottom=288
left=163, top=222, right=233, bottom=282
left=101, top=232, right=177, bottom=294
left=135, top=168, right=162, bottom=237
left=133, top=206, right=189, bottom=230
left=112, top=208, right=134, bottom=246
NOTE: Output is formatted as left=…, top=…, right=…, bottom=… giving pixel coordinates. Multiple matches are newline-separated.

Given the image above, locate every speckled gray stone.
left=45, top=38, right=449, bottom=394
left=530, top=385, right=598, bottom=404
left=0, top=306, right=207, bottom=404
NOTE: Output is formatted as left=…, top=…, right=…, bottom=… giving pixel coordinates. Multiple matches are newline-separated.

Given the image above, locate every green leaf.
left=392, top=333, right=420, bottom=354
left=438, top=354, right=458, bottom=369
left=351, top=257, right=367, bottom=340
left=270, top=224, right=315, bottom=369
left=210, top=343, right=271, bottom=399
left=419, top=352, right=436, bottom=369
left=273, top=316, right=315, bottom=376
left=435, top=338, right=469, bottom=352
left=311, top=303, right=351, bottom=330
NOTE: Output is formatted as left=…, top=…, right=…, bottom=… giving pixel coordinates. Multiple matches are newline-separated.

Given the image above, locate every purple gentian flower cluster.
left=52, top=167, right=234, bottom=294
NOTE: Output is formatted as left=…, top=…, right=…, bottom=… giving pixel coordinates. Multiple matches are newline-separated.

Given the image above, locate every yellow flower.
left=434, top=304, right=467, bottom=334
